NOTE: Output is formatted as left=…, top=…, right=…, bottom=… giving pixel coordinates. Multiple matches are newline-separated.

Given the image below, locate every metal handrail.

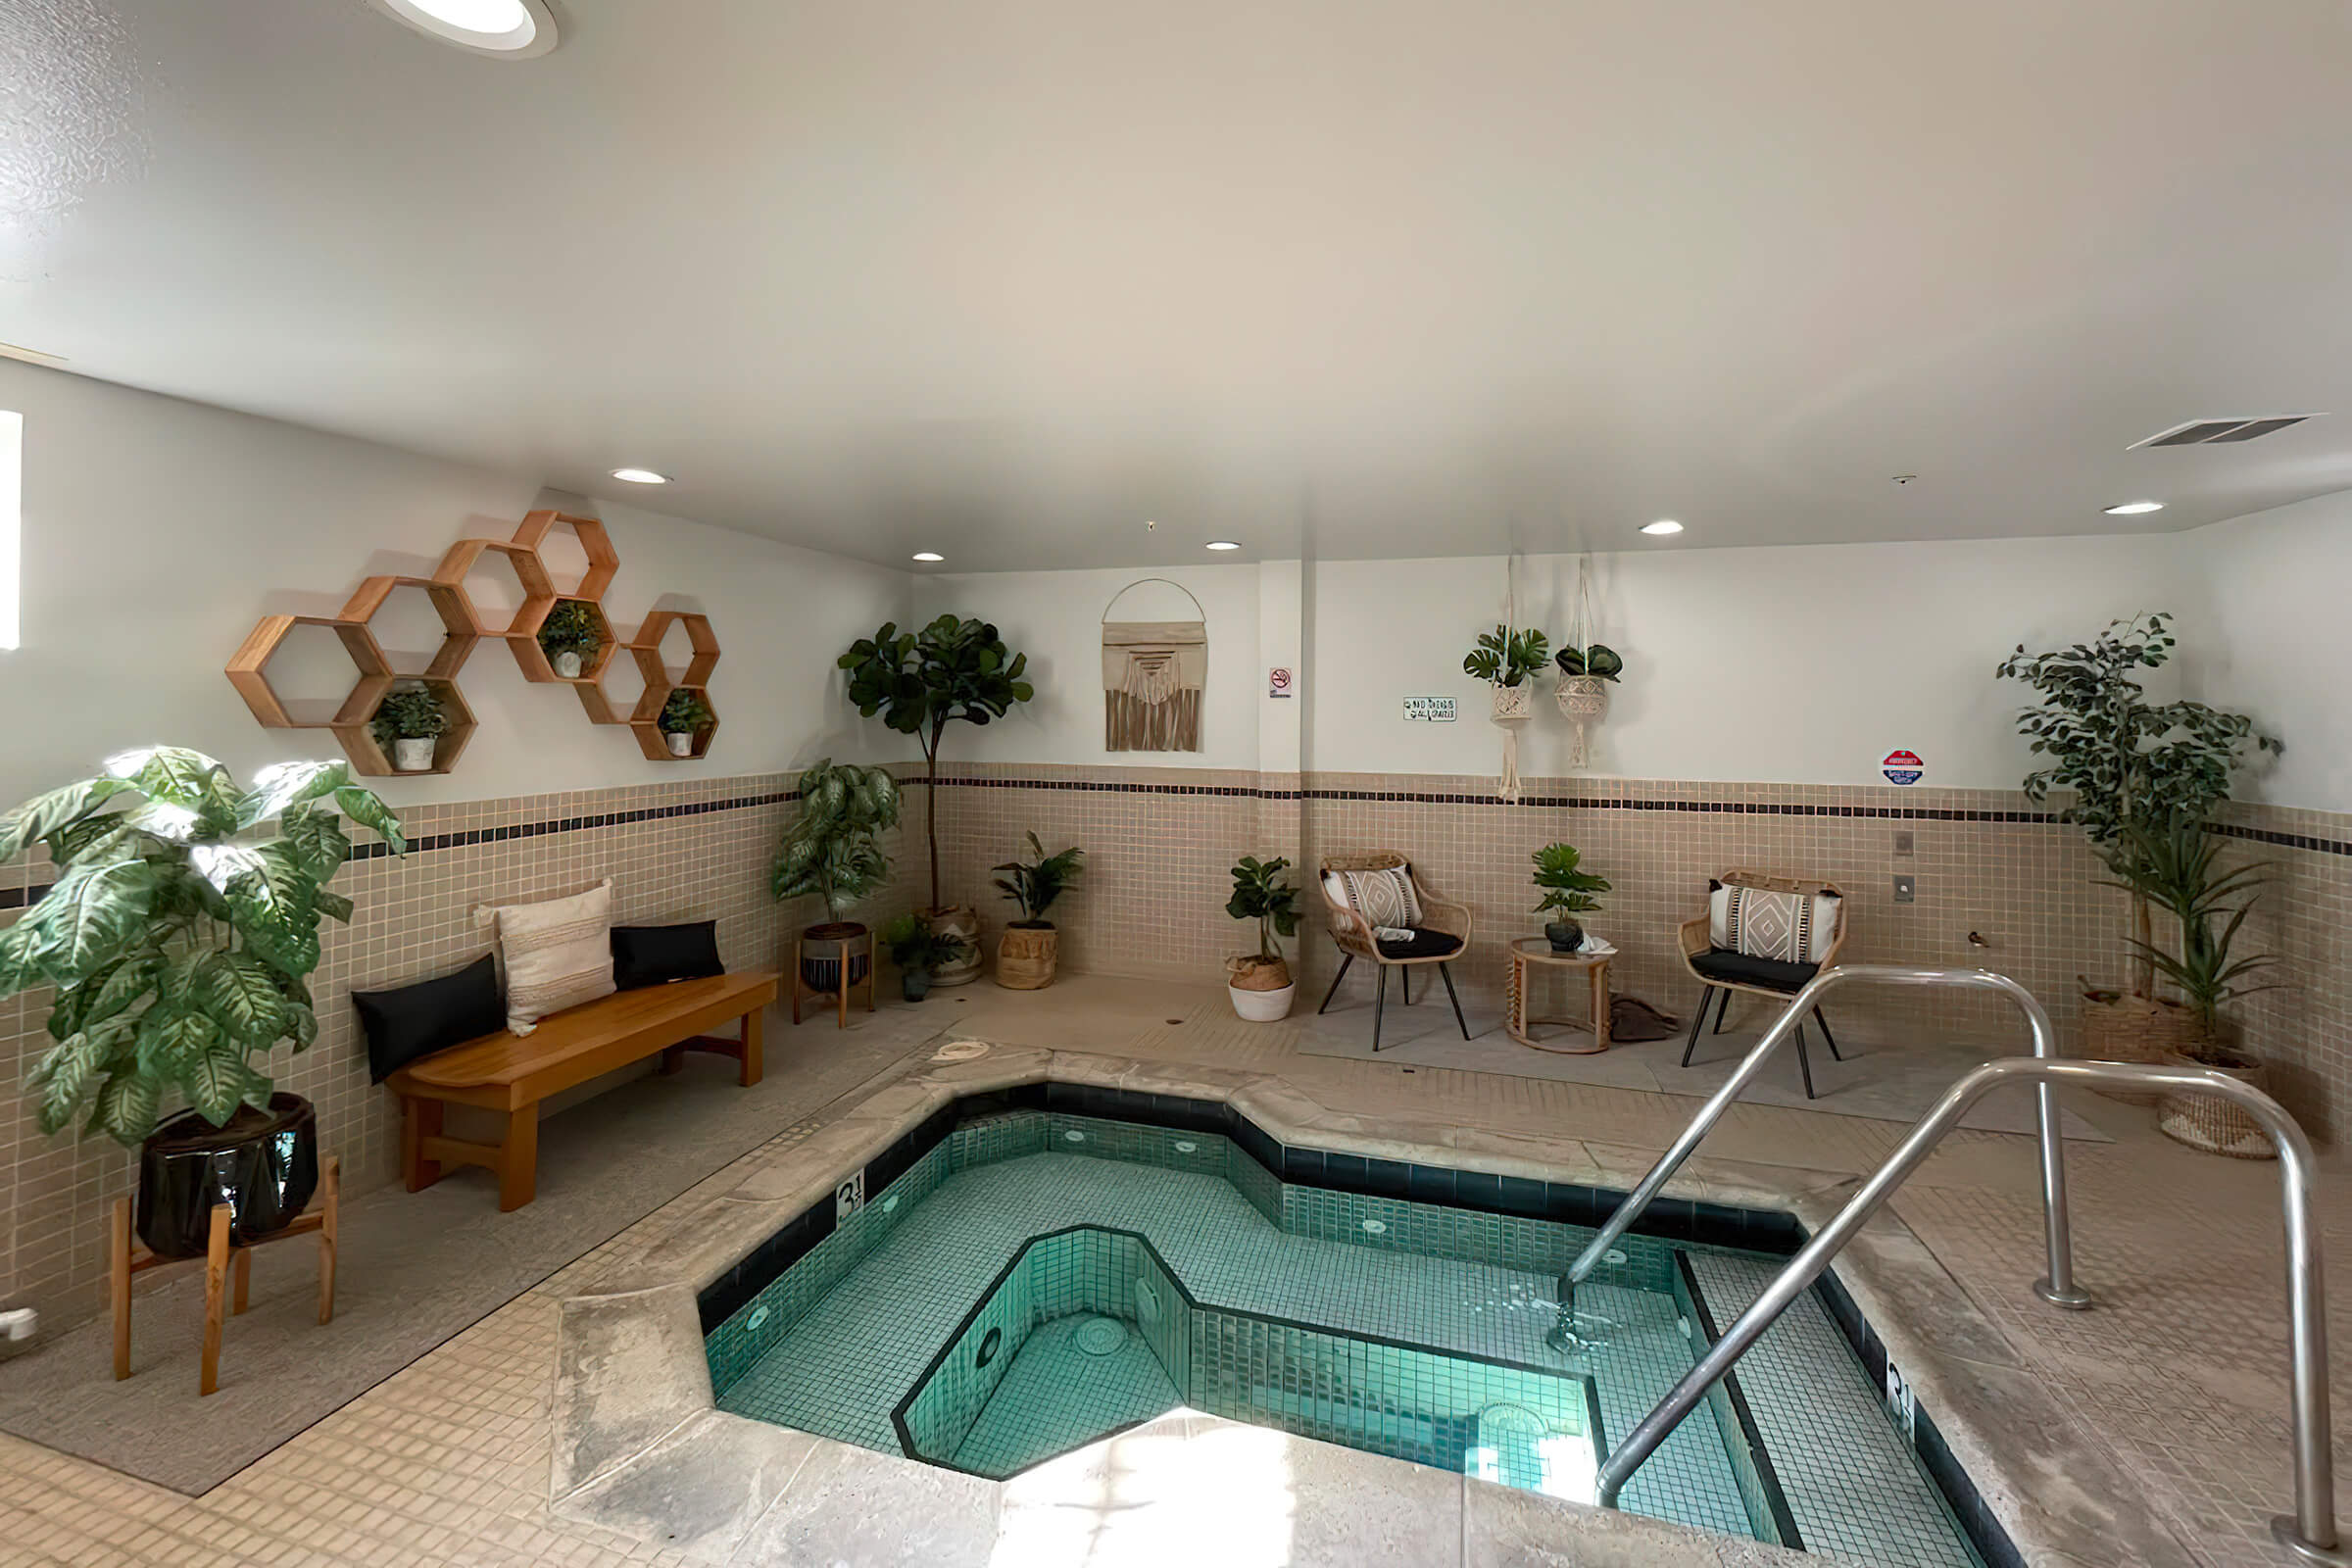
left=1546, top=964, right=2089, bottom=1360
left=1592, top=1055, right=2345, bottom=1568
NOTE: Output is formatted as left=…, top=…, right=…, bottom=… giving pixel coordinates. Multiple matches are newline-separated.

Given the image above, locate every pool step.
left=1681, top=1254, right=1982, bottom=1568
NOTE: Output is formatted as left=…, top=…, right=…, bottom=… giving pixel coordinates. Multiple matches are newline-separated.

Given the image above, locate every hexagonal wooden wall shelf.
left=432, top=538, right=556, bottom=637
left=631, top=684, right=721, bottom=761
left=225, top=614, right=392, bottom=730
left=623, top=612, right=722, bottom=761
left=341, top=576, right=479, bottom=680
left=330, top=677, right=479, bottom=778
left=510, top=595, right=620, bottom=685
left=512, top=510, right=617, bottom=599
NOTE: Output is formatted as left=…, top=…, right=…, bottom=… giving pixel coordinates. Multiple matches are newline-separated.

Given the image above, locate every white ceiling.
left=10, top=0, right=2352, bottom=570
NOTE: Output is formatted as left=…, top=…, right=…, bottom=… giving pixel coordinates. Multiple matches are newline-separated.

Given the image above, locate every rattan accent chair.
left=1315, top=852, right=1473, bottom=1051
left=1678, top=869, right=1849, bottom=1099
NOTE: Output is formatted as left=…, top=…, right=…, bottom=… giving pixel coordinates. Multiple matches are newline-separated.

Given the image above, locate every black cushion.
left=1375, top=927, right=1464, bottom=959
left=1690, top=947, right=1819, bottom=993
left=352, top=956, right=505, bottom=1084
left=611, top=920, right=725, bottom=991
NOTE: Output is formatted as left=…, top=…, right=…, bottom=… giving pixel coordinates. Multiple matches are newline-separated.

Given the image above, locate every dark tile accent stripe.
left=2211, top=820, right=2352, bottom=857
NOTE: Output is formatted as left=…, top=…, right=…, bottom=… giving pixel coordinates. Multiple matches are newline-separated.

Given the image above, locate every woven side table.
left=1505, top=938, right=1612, bottom=1054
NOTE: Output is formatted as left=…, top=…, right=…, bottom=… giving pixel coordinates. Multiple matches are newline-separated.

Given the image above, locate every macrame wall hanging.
left=1555, top=555, right=1610, bottom=770
left=1102, top=578, right=1207, bottom=752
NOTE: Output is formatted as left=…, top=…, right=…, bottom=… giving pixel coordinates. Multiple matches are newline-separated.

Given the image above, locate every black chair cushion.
left=1376, top=927, right=1463, bottom=959
left=352, top=956, right=506, bottom=1083
left=1690, top=948, right=1818, bottom=993
left=611, top=920, right=726, bottom=991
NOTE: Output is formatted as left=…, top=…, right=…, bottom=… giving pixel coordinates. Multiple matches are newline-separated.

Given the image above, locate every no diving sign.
left=1882, top=750, right=1925, bottom=787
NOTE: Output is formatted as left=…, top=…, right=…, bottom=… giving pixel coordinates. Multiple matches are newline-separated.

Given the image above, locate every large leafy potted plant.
left=2106, top=816, right=2283, bottom=1157
left=838, top=615, right=1035, bottom=985
left=991, top=833, right=1083, bottom=990
left=0, top=749, right=404, bottom=1257
left=877, top=912, right=962, bottom=1003
left=1996, top=612, right=2278, bottom=1087
left=1225, top=856, right=1300, bottom=1021
left=771, top=759, right=899, bottom=998
left=1531, top=843, right=1610, bottom=952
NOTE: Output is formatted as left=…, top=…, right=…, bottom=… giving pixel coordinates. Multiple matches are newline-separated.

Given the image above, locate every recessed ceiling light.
left=609, top=467, right=669, bottom=485
left=911, top=552, right=945, bottom=564
left=1640, top=519, right=1684, bottom=536
left=1205, top=540, right=1242, bottom=551
left=2102, top=500, right=2165, bottom=515
left=365, top=0, right=557, bottom=57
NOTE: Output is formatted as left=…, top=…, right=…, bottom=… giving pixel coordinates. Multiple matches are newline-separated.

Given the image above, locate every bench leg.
left=201, top=1204, right=230, bottom=1396
left=111, top=1198, right=132, bottom=1382
left=403, top=1096, right=445, bottom=1192
left=660, top=1045, right=687, bottom=1075
left=740, top=1006, right=764, bottom=1087
left=498, top=1104, right=539, bottom=1212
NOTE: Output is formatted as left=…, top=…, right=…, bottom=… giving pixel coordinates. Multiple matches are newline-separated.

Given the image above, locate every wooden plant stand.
left=111, top=1156, right=340, bottom=1396
left=794, top=926, right=876, bottom=1028
left=1505, top=939, right=1614, bottom=1054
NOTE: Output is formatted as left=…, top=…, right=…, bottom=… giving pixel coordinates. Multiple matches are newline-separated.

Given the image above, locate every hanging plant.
left=1554, top=558, right=1620, bottom=768
left=1462, top=624, right=1551, bottom=688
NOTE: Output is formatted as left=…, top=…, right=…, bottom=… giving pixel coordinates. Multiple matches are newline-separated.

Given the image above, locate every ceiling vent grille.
left=2130, top=415, right=2321, bottom=449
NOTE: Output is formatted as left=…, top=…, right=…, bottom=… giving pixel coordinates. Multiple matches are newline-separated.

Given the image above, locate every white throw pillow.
left=1708, top=883, right=1839, bottom=965
left=1326, top=866, right=1423, bottom=930
left=475, top=879, right=616, bottom=1034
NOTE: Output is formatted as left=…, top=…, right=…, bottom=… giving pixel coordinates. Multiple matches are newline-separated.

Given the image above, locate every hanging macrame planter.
left=1102, top=579, right=1207, bottom=752
left=1493, top=680, right=1533, bottom=802
left=1554, top=557, right=1616, bottom=771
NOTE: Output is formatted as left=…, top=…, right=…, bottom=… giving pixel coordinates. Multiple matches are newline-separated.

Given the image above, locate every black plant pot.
left=902, top=969, right=933, bottom=1003
left=136, top=1093, right=318, bottom=1259
left=800, top=921, right=872, bottom=994
left=1544, top=918, right=1585, bottom=953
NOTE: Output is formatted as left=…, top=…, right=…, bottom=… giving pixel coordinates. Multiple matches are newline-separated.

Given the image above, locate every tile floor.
left=0, top=971, right=2343, bottom=1567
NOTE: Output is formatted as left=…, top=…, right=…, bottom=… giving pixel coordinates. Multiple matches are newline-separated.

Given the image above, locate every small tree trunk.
left=2129, top=889, right=2155, bottom=1000
left=924, top=730, right=943, bottom=912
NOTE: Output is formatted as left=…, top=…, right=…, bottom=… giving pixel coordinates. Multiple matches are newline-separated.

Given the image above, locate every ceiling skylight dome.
left=367, top=0, right=559, bottom=58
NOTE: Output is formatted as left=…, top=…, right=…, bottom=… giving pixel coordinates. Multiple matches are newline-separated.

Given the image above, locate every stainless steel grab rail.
left=1592, top=1055, right=2345, bottom=1568
left=1547, top=965, right=2088, bottom=1360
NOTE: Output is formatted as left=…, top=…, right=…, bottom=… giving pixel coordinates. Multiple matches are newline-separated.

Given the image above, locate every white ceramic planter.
left=665, top=730, right=693, bottom=757
left=1228, top=981, right=1297, bottom=1022
left=393, top=738, right=436, bottom=772
left=554, top=650, right=583, bottom=679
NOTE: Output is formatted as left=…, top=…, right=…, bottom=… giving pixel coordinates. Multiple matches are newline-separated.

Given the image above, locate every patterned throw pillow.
left=1708, top=882, right=1839, bottom=965
left=1324, top=866, right=1424, bottom=931
left=475, top=880, right=616, bottom=1034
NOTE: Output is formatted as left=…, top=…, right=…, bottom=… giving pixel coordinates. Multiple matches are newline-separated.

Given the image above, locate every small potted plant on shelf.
left=1531, top=842, right=1610, bottom=951
left=878, top=912, right=962, bottom=1002
left=370, top=683, right=448, bottom=772
left=1462, top=623, right=1551, bottom=720
left=538, top=600, right=603, bottom=679
left=658, top=688, right=714, bottom=758
left=2105, top=816, right=2282, bottom=1157
left=771, top=759, right=899, bottom=1000
left=991, top=833, right=1084, bottom=990
left=0, top=749, right=403, bottom=1259
left=1225, top=855, right=1300, bottom=1021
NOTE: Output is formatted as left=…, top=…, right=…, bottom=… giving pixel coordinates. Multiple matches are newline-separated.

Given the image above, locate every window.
left=0, top=411, right=18, bottom=650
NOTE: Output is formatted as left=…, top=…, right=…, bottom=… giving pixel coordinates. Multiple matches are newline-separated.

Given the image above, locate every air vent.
left=2130, top=415, right=2321, bottom=449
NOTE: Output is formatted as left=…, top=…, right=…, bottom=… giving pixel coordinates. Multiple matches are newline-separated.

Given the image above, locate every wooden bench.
left=390, top=970, right=778, bottom=1211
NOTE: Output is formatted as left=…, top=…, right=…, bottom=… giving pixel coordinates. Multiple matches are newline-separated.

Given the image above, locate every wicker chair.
left=1678, top=870, right=1849, bottom=1099
left=1315, top=852, right=1473, bottom=1051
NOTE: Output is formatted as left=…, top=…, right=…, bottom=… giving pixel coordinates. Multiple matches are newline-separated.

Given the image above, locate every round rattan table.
left=1505, top=937, right=1613, bottom=1054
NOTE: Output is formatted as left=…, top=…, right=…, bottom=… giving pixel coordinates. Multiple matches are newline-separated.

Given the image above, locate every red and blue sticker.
left=1882, top=749, right=1925, bottom=786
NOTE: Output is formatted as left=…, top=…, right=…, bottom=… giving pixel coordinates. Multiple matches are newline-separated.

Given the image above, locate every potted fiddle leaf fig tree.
left=1224, top=855, right=1300, bottom=1021
left=1531, top=842, right=1610, bottom=952
left=771, top=759, right=899, bottom=999
left=991, top=832, right=1084, bottom=990
left=839, top=615, right=1035, bottom=984
left=0, top=749, right=405, bottom=1258
left=370, top=683, right=448, bottom=772
left=1997, top=612, right=2279, bottom=1092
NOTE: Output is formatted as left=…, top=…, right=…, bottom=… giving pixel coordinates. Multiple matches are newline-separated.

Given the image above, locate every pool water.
left=704, top=1110, right=1983, bottom=1565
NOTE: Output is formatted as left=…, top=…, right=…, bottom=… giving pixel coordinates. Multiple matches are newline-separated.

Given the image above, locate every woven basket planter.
left=924, top=906, right=983, bottom=987
left=2157, top=1053, right=2277, bottom=1159
left=996, top=925, right=1058, bottom=990
left=1227, top=956, right=1295, bottom=1021
left=2079, top=995, right=2204, bottom=1104
left=1491, top=683, right=1534, bottom=721
left=1555, top=675, right=1610, bottom=769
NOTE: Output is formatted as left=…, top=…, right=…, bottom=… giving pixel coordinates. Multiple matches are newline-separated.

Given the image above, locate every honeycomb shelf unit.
left=624, top=611, right=721, bottom=761
left=333, top=677, right=479, bottom=778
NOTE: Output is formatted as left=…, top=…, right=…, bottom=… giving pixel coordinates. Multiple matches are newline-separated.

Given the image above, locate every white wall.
left=2186, top=491, right=2352, bottom=815
left=0, top=361, right=915, bottom=806
left=912, top=564, right=1264, bottom=769
left=1306, top=538, right=2190, bottom=788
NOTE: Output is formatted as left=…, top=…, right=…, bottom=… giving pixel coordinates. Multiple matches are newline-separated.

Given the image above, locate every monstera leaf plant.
left=0, top=748, right=406, bottom=1147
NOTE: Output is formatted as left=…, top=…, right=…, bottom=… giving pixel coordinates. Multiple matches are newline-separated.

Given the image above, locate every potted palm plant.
left=1531, top=843, right=1610, bottom=951
left=878, top=912, right=963, bottom=1002
left=1997, top=612, right=2278, bottom=1094
left=991, top=833, right=1084, bottom=990
left=771, top=759, right=899, bottom=996
left=0, top=749, right=404, bottom=1257
left=839, top=616, right=1035, bottom=985
left=658, top=688, right=714, bottom=758
left=538, top=600, right=604, bottom=679
left=2105, top=816, right=2282, bottom=1157
left=1225, top=855, right=1300, bottom=1021
left=371, top=683, right=448, bottom=772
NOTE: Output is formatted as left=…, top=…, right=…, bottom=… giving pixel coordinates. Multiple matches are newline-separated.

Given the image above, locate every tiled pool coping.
left=549, top=1044, right=2197, bottom=1568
